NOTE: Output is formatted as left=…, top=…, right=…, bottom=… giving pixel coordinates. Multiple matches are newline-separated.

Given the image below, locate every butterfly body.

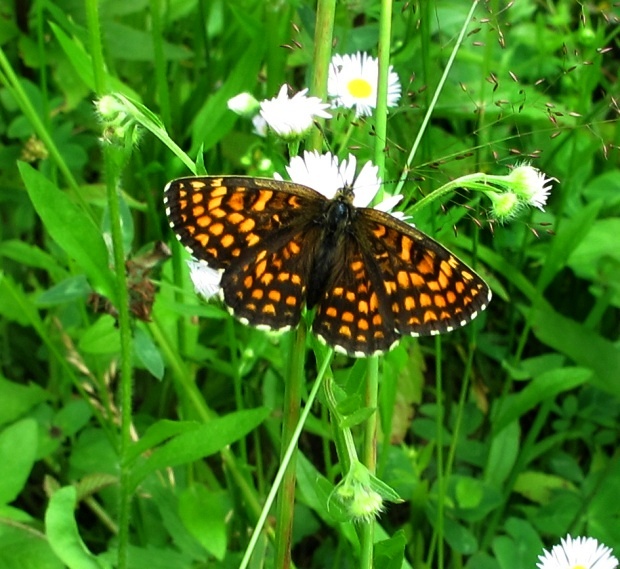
left=164, top=176, right=491, bottom=357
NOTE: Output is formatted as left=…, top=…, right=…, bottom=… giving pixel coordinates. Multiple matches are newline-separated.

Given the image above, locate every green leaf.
left=45, top=487, right=110, bottom=569
left=18, top=162, right=117, bottom=304
left=484, top=421, right=520, bottom=488
left=78, top=316, right=121, bottom=354
left=178, top=487, right=229, bottom=560
left=0, top=418, right=37, bottom=504
left=130, top=407, right=270, bottom=489
left=0, top=378, right=48, bottom=427
left=492, top=367, right=590, bottom=433
left=374, top=530, right=407, bottom=569
left=36, top=275, right=91, bottom=306
left=531, top=307, right=620, bottom=396
left=0, top=524, right=64, bottom=569
left=134, top=325, right=164, bottom=380
left=127, top=420, right=202, bottom=463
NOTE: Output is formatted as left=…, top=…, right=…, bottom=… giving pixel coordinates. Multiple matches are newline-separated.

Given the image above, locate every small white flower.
left=507, top=162, right=555, bottom=211
left=259, top=84, right=331, bottom=139
left=328, top=52, right=401, bottom=117
left=227, top=92, right=260, bottom=117
left=275, top=150, right=403, bottom=213
left=537, top=535, right=618, bottom=569
left=187, top=260, right=221, bottom=299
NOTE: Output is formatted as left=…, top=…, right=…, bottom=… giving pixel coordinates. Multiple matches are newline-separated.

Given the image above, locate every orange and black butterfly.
left=164, top=176, right=491, bottom=357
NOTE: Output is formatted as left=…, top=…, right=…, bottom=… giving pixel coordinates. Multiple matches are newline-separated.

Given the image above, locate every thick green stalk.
left=274, top=326, right=307, bottom=569
left=84, top=2, right=134, bottom=566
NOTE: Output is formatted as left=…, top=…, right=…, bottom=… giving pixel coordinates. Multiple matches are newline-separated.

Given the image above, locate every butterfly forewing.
left=164, top=176, right=323, bottom=270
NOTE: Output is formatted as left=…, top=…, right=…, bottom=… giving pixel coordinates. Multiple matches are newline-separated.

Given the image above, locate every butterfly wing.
left=356, top=208, right=491, bottom=338
left=165, top=176, right=326, bottom=331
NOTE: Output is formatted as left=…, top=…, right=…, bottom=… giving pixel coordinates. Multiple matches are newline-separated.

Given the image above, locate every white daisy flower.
left=275, top=150, right=403, bottom=213
left=259, top=84, right=331, bottom=139
left=537, top=535, right=619, bottom=569
left=507, top=162, right=556, bottom=211
left=227, top=92, right=260, bottom=117
left=328, top=52, right=401, bottom=117
left=187, top=259, right=221, bottom=299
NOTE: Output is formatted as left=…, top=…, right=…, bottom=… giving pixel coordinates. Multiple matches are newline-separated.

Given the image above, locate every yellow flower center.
left=347, top=78, right=372, bottom=99
left=571, top=566, right=587, bottom=569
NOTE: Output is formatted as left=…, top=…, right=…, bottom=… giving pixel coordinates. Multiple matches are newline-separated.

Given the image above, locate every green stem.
left=309, top=0, right=336, bottom=150
left=274, top=326, right=307, bottom=569
left=239, top=350, right=334, bottom=569
left=149, top=0, right=171, bottom=130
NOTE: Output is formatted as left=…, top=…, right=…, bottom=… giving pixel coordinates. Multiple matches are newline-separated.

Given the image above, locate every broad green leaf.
left=134, top=325, right=164, bottom=380
left=514, top=471, right=576, bottom=504
left=127, top=420, right=202, bottom=463
left=0, top=379, right=48, bottom=427
left=531, top=307, right=620, bottom=396
left=484, top=421, right=520, bottom=488
left=493, top=367, right=590, bottom=432
left=18, top=162, right=117, bottom=303
left=130, top=407, right=270, bottom=489
left=78, top=315, right=121, bottom=354
left=36, top=275, right=91, bottom=306
left=45, top=487, right=109, bottom=569
left=0, top=418, right=37, bottom=504
left=374, top=530, right=407, bottom=569
left=0, top=524, right=63, bottom=569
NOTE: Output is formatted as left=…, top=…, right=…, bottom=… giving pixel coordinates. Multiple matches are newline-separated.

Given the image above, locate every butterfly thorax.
left=306, top=189, right=357, bottom=308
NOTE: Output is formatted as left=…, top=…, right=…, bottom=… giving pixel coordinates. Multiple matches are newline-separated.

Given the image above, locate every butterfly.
left=164, top=176, right=491, bottom=357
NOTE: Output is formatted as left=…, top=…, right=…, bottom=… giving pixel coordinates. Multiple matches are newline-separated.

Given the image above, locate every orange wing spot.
left=209, top=223, right=224, bottom=236
left=446, top=291, right=457, bottom=304
left=462, top=270, right=474, bottom=282
left=338, top=325, right=352, bottom=338
left=244, top=276, right=253, bottom=289
left=400, top=236, right=413, bottom=262
left=463, top=295, right=472, bottom=306
left=291, top=274, right=302, bottom=285
left=208, top=196, right=223, bottom=210
left=455, top=281, right=465, bottom=294
left=246, top=233, right=260, bottom=247
left=333, top=287, right=344, bottom=297
left=260, top=273, right=274, bottom=285
left=268, top=290, right=281, bottom=302
left=287, top=195, right=301, bottom=208
left=372, top=314, right=382, bottom=326
left=192, top=193, right=204, bottom=204
left=427, top=280, right=440, bottom=291
left=373, top=330, right=385, bottom=339
left=247, top=302, right=256, bottom=311
left=424, top=310, right=438, bottom=323
left=404, top=296, right=416, bottom=310
left=253, top=190, right=273, bottom=211
left=373, top=224, right=387, bottom=238
left=407, top=316, right=421, bottom=326
left=228, top=212, right=244, bottom=224
left=391, top=302, right=400, bottom=313
left=384, top=281, right=397, bottom=294
left=356, top=334, right=367, bottom=342
left=448, top=256, right=459, bottom=269
left=278, top=272, right=290, bottom=281
left=438, top=270, right=450, bottom=289
left=358, top=300, right=369, bottom=314
left=239, top=218, right=256, bottom=233
left=345, top=291, right=356, bottom=302
left=255, top=260, right=267, bottom=277
left=326, top=306, right=338, bottom=318
left=192, top=205, right=205, bottom=217
left=252, top=289, right=264, bottom=299
left=286, top=296, right=297, bottom=306
left=228, top=193, right=245, bottom=211
left=420, top=293, right=431, bottom=307
left=221, top=234, right=235, bottom=248
left=179, top=199, right=188, bottom=209
left=410, top=272, right=425, bottom=287
left=418, top=254, right=435, bottom=274
left=289, top=241, right=301, bottom=255
left=342, top=311, right=355, bottom=323
left=206, top=247, right=218, bottom=257
left=196, top=234, right=209, bottom=247
left=262, top=303, right=276, bottom=315
left=358, top=318, right=369, bottom=331
left=211, top=208, right=227, bottom=218
left=434, top=294, right=447, bottom=308
left=255, top=250, right=267, bottom=262
left=232, top=248, right=241, bottom=257
left=369, top=292, right=379, bottom=310
left=440, top=311, right=451, bottom=320
left=350, top=260, right=364, bottom=272
left=440, top=260, right=453, bottom=276
left=197, top=215, right=212, bottom=227
left=209, top=183, right=227, bottom=196
left=397, top=271, right=410, bottom=288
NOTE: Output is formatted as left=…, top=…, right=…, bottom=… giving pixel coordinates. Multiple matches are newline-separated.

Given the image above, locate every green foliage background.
left=0, top=1, right=619, bottom=568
